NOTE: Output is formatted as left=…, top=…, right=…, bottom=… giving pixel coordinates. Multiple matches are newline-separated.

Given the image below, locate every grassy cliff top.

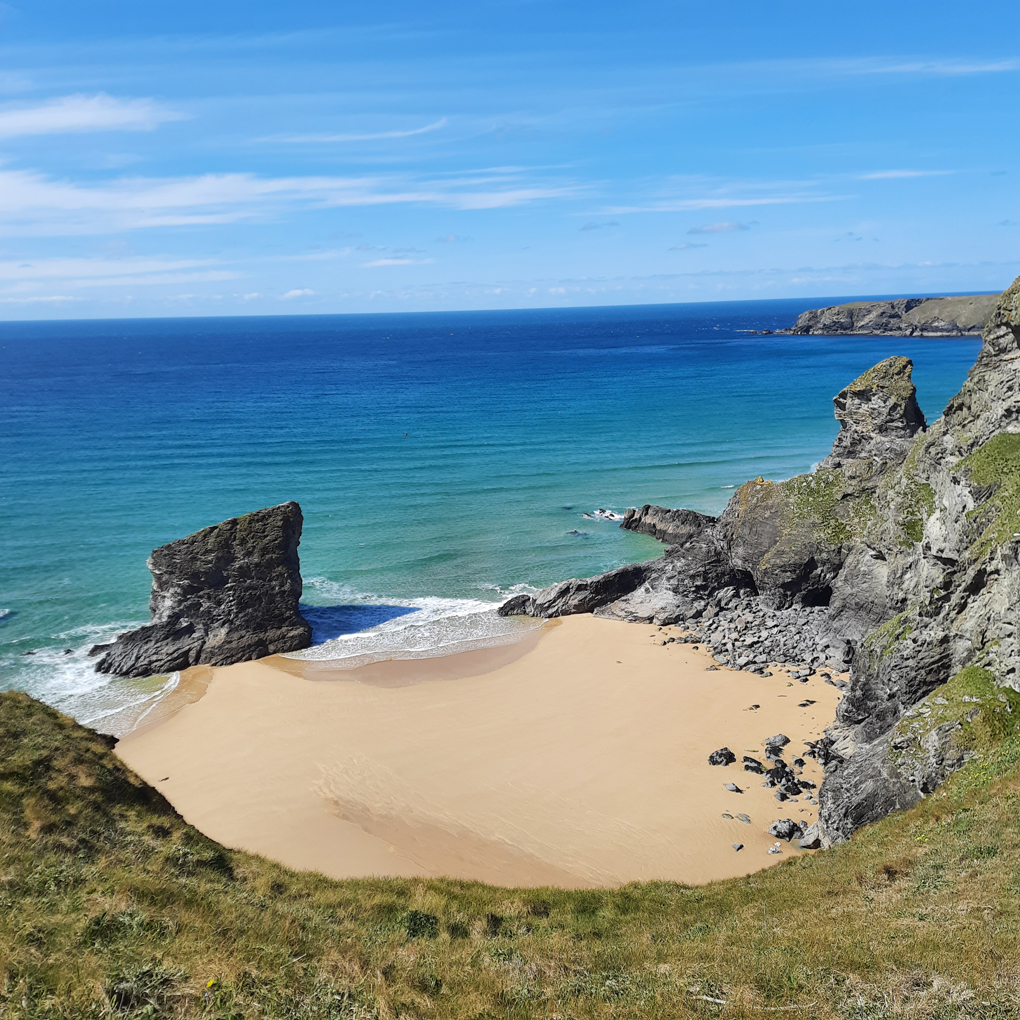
left=2, top=690, right=1020, bottom=1019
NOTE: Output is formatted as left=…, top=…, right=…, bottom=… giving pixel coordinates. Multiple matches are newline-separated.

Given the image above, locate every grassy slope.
left=2, top=692, right=1020, bottom=1020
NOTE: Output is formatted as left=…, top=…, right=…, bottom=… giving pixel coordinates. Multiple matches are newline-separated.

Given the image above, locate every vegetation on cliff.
left=3, top=691, right=1020, bottom=1019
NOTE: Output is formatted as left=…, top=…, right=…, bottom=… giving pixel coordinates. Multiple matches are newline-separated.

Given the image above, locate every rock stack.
left=90, top=502, right=312, bottom=677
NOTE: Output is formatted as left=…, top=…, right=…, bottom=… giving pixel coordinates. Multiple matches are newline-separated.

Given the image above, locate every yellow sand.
left=117, top=616, right=842, bottom=888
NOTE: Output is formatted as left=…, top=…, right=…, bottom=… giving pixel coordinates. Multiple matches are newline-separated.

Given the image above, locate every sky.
left=0, top=0, right=1018, bottom=319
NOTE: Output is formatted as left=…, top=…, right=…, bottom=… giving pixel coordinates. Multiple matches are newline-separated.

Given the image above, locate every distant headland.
left=777, top=292, right=998, bottom=336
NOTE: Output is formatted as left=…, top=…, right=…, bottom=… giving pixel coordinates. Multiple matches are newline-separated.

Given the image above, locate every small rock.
left=798, top=824, right=822, bottom=849
left=742, top=756, right=764, bottom=774
left=764, top=734, right=791, bottom=749
left=732, top=843, right=744, bottom=851
left=63, top=648, right=73, bottom=655
left=737, top=813, right=751, bottom=823
left=708, top=747, right=737, bottom=766
left=749, top=704, right=760, bottom=710
left=724, top=783, right=743, bottom=793
left=705, top=665, right=719, bottom=671
left=722, top=812, right=734, bottom=819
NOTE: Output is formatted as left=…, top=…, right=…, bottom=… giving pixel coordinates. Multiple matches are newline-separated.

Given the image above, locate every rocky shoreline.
left=501, top=275, right=1020, bottom=849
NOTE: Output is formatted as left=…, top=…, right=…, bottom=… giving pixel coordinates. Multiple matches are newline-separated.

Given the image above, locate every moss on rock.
left=960, top=432, right=1020, bottom=552
left=889, top=667, right=1020, bottom=779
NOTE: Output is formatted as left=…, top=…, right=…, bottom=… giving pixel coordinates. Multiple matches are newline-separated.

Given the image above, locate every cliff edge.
left=90, top=502, right=312, bottom=677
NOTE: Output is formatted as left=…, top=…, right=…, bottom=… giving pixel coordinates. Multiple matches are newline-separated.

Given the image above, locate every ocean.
left=0, top=299, right=981, bottom=733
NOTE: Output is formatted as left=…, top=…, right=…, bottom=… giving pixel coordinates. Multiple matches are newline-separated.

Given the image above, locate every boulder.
left=708, top=747, right=737, bottom=766
left=90, top=502, right=312, bottom=677
left=767, top=818, right=805, bottom=842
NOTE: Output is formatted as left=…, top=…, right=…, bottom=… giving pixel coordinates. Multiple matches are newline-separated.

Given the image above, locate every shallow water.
left=0, top=300, right=980, bottom=730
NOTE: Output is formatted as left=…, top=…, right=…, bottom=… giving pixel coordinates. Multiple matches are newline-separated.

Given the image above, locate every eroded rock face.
left=90, top=502, right=312, bottom=677
left=820, top=357, right=926, bottom=469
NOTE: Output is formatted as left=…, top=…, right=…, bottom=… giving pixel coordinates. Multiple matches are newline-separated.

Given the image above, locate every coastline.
left=117, top=615, right=842, bottom=888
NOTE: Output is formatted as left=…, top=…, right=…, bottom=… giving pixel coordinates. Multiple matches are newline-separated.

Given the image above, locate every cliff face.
left=781, top=293, right=998, bottom=337
left=502, top=275, right=1020, bottom=845
left=90, top=502, right=312, bottom=677
left=620, top=505, right=716, bottom=546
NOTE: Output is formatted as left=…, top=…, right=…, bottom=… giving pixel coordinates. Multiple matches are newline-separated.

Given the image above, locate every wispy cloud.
left=0, top=93, right=183, bottom=139
left=281, top=288, right=315, bottom=299
left=0, top=166, right=578, bottom=235
left=362, top=257, right=434, bottom=267
left=669, top=242, right=708, bottom=249
left=0, top=294, right=73, bottom=304
left=263, top=117, right=448, bottom=144
left=858, top=59, right=1020, bottom=76
left=858, top=169, right=955, bottom=180
left=687, top=221, right=754, bottom=234
left=580, top=220, right=619, bottom=231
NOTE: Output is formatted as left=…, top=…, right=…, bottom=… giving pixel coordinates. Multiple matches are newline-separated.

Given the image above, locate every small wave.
left=0, top=608, right=10, bottom=622
left=286, top=588, right=541, bottom=667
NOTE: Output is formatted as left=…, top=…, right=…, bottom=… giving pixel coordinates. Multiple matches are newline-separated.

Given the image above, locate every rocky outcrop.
left=499, top=275, right=1020, bottom=846
left=620, top=505, right=716, bottom=545
left=496, top=561, right=650, bottom=618
left=780, top=293, right=998, bottom=336
left=819, top=356, right=926, bottom=468
left=90, top=503, right=312, bottom=677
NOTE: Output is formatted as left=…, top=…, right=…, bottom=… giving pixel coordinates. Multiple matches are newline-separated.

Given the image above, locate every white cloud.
left=858, top=169, right=955, bottom=180
left=0, top=167, right=576, bottom=235
left=264, top=117, right=448, bottom=143
left=281, top=288, right=315, bottom=299
left=362, top=257, right=434, bottom=267
left=0, top=93, right=183, bottom=139
left=688, top=221, right=754, bottom=234
left=669, top=242, right=708, bottom=249
left=0, top=294, right=73, bottom=303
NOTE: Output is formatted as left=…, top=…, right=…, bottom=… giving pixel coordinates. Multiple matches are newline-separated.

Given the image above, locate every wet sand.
left=117, top=616, right=842, bottom=888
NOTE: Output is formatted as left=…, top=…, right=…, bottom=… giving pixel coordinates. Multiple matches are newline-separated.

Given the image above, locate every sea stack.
left=90, top=502, right=312, bottom=677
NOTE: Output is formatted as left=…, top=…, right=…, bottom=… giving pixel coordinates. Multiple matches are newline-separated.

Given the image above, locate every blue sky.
left=0, top=0, right=1017, bottom=318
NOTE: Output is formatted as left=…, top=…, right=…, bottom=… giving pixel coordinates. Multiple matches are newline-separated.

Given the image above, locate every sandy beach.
left=117, top=616, right=842, bottom=888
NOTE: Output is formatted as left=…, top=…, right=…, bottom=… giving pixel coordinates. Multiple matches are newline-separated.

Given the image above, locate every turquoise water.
left=0, top=300, right=980, bottom=731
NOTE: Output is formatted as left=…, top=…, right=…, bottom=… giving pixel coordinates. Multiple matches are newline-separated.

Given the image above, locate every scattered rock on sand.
left=724, top=783, right=743, bottom=793
left=768, top=819, right=805, bottom=842
left=732, top=843, right=744, bottom=851
left=737, top=813, right=751, bottom=824
left=764, top=733, right=791, bottom=750
left=708, top=747, right=737, bottom=766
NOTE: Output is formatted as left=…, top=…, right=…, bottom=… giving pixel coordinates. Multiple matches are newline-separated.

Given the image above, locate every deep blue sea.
left=0, top=299, right=981, bottom=732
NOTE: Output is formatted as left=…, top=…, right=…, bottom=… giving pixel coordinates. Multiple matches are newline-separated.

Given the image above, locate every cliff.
left=501, top=275, right=1020, bottom=846
left=780, top=293, right=998, bottom=336
left=90, top=502, right=312, bottom=677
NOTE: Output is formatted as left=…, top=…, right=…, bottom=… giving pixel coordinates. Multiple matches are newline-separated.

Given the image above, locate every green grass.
left=960, top=433, right=1020, bottom=553
left=3, top=690, right=1020, bottom=1019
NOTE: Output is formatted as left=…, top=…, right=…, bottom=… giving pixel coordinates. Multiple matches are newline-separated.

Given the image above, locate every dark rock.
left=90, top=502, right=311, bottom=677
left=768, top=818, right=805, bottom=842
left=708, top=747, right=737, bottom=766
left=742, top=756, right=764, bottom=774
left=620, top=505, right=716, bottom=547
left=498, top=561, right=651, bottom=618
left=496, top=593, right=534, bottom=616
left=724, top=782, right=742, bottom=793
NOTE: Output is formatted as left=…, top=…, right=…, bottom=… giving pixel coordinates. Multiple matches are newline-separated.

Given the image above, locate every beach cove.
left=117, top=616, right=840, bottom=888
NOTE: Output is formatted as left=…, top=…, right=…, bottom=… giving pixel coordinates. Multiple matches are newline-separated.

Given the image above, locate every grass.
left=960, top=433, right=1020, bottom=554
left=3, top=690, right=1020, bottom=1019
